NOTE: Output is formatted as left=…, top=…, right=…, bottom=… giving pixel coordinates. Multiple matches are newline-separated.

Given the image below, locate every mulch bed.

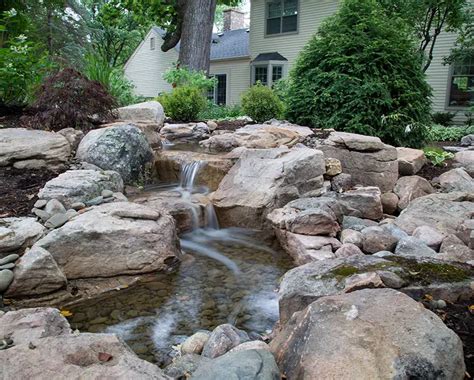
left=416, top=160, right=454, bottom=181
left=215, top=119, right=249, bottom=131
left=0, top=167, right=60, bottom=218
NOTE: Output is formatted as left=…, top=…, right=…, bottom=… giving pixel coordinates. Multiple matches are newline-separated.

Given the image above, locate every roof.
left=152, top=26, right=249, bottom=61
left=252, top=52, right=288, bottom=62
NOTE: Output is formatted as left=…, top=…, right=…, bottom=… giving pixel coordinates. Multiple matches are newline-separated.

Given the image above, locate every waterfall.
left=205, top=203, right=219, bottom=230
left=179, top=161, right=204, bottom=191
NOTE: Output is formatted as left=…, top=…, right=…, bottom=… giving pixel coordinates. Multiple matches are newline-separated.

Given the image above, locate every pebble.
left=45, top=199, right=66, bottom=215
left=0, top=263, right=15, bottom=270
left=71, top=202, right=86, bottom=211
left=33, top=208, right=51, bottom=222
left=65, top=209, right=78, bottom=220
left=33, top=199, right=47, bottom=209
left=44, top=213, right=69, bottom=229
left=86, top=196, right=104, bottom=206
left=0, top=254, right=19, bottom=266
left=0, top=270, right=14, bottom=293
left=101, top=189, right=114, bottom=198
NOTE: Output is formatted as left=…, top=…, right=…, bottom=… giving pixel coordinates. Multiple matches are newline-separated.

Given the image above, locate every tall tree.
left=378, top=0, right=471, bottom=72
left=124, top=0, right=242, bottom=72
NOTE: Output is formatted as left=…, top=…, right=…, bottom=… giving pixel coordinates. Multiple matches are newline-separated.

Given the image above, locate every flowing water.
left=69, top=159, right=293, bottom=366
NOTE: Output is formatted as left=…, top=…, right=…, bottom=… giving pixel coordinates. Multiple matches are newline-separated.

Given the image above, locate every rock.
left=33, top=208, right=50, bottom=221
left=325, top=157, right=342, bottom=177
left=229, top=341, right=271, bottom=353
left=0, top=254, right=19, bottom=265
left=334, top=243, right=364, bottom=258
left=393, top=176, right=434, bottom=210
left=57, top=128, right=84, bottom=151
left=86, top=196, right=104, bottom=206
left=44, top=213, right=69, bottom=229
left=76, top=124, right=153, bottom=184
left=160, top=122, right=210, bottom=143
left=34, top=199, right=47, bottom=209
left=34, top=202, right=180, bottom=279
left=0, top=269, right=14, bottom=292
left=0, top=128, right=71, bottom=170
left=361, top=226, right=398, bottom=254
left=439, top=168, right=474, bottom=193
left=65, top=209, right=78, bottom=220
left=0, top=333, right=168, bottom=379
left=70, top=202, right=86, bottom=211
left=454, top=150, right=474, bottom=175
left=0, top=263, right=15, bottom=270
left=342, top=216, right=378, bottom=232
left=461, top=134, right=474, bottom=146
left=154, top=150, right=234, bottom=191
left=101, top=189, right=114, bottom=198
left=5, top=246, right=66, bottom=297
left=200, top=122, right=313, bottom=152
left=326, top=186, right=383, bottom=220
left=394, top=192, right=474, bottom=235
left=44, top=199, right=66, bottom=216
left=270, top=289, right=465, bottom=380
left=267, top=197, right=342, bottom=237
left=165, top=354, right=210, bottom=378
left=38, top=170, right=124, bottom=209
left=381, top=223, right=409, bottom=241
left=0, top=308, right=71, bottom=344
left=201, top=324, right=250, bottom=359
left=212, top=146, right=326, bottom=229
left=330, top=173, right=352, bottom=192
left=117, top=101, right=165, bottom=126
left=181, top=331, right=210, bottom=355
left=0, top=217, right=45, bottom=253
left=344, top=271, right=385, bottom=292
left=275, top=230, right=341, bottom=265
left=438, top=234, right=474, bottom=264
left=373, top=250, right=394, bottom=258
left=192, top=349, right=280, bottom=380
left=396, top=147, right=427, bottom=175
left=412, top=226, right=445, bottom=251
left=340, top=229, right=363, bottom=247
left=207, top=120, right=218, bottom=131
left=395, top=237, right=437, bottom=258
left=381, top=192, right=399, bottom=215
left=277, top=255, right=400, bottom=324
left=317, top=132, right=398, bottom=192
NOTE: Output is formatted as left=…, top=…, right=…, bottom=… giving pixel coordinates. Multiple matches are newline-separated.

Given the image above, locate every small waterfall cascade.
left=179, top=161, right=204, bottom=191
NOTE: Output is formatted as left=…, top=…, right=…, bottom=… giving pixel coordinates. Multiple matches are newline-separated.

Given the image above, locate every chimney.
left=223, top=9, right=245, bottom=32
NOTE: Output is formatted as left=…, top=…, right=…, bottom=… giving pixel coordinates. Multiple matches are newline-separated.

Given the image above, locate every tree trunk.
left=178, top=0, right=217, bottom=73
left=47, top=6, right=53, bottom=55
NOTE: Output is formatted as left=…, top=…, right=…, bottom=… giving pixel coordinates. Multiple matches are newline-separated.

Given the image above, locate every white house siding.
left=124, top=29, right=178, bottom=98
left=210, top=58, right=251, bottom=105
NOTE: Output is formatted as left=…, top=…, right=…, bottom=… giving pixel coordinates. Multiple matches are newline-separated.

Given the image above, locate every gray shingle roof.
left=252, top=52, right=288, bottom=62
left=152, top=26, right=250, bottom=61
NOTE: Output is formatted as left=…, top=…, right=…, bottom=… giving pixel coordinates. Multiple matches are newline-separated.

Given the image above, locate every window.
left=266, top=0, right=298, bottom=35
left=208, top=74, right=227, bottom=105
left=448, top=57, right=474, bottom=108
left=150, top=37, right=155, bottom=50
left=272, top=65, right=283, bottom=82
left=254, top=66, right=268, bottom=85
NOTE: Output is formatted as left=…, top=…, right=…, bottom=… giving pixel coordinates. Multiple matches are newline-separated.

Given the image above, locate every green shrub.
left=426, top=124, right=474, bottom=142
left=423, top=147, right=454, bottom=167
left=198, top=102, right=244, bottom=120
left=285, top=0, right=432, bottom=148
left=241, top=83, right=284, bottom=123
left=431, top=111, right=455, bottom=126
left=158, top=86, right=207, bottom=122
left=163, top=66, right=216, bottom=91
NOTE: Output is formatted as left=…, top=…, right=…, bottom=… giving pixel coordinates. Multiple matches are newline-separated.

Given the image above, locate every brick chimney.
left=223, top=9, right=245, bottom=31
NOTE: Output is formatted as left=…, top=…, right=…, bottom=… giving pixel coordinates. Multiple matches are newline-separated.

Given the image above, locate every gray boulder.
left=325, top=186, right=383, bottom=220
left=38, top=170, right=124, bottom=208
left=0, top=128, right=70, bottom=170
left=395, top=237, right=437, bottom=258
left=396, top=147, right=426, bottom=176
left=439, top=168, right=474, bottom=193
left=361, top=226, right=398, bottom=254
left=34, top=202, right=181, bottom=279
left=192, top=349, right=280, bottom=380
left=454, top=150, right=474, bottom=175
left=460, top=134, right=474, bottom=146
left=393, top=176, right=434, bottom=210
left=57, top=128, right=84, bottom=151
left=116, top=100, right=165, bottom=126
left=161, top=122, right=210, bottom=143
left=342, top=216, right=378, bottom=232
left=438, top=234, right=474, bottom=264
left=212, top=146, right=326, bottom=229
left=0, top=217, right=45, bottom=254
left=201, top=324, right=250, bottom=359
left=165, top=354, right=210, bottom=378
left=412, top=226, right=445, bottom=251
left=270, top=289, right=465, bottom=380
left=76, top=124, right=154, bottom=184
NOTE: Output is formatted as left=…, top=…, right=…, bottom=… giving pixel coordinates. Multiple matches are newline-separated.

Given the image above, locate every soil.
left=425, top=299, right=474, bottom=378
left=215, top=119, right=250, bottom=131
left=417, top=160, right=454, bottom=181
left=0, top=167, right=61, bottom=218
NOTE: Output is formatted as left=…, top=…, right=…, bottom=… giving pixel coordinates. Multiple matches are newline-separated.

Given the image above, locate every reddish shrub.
left=22, top=68, right=116, bottom=131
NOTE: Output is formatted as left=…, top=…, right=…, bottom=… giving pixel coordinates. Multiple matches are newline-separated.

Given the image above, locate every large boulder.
left=76, top=124, right=154, bottom=184
left=116, top=100, right=165, bottom=126
left=277, top=255, right=401, bottom=324
left=267, top=197, right=343, bottom=237
left=439, top=168, right=474, bottom=193
left=5, top=246, right=67, bottom=297
left=160, top=122, right=210, bottom=143
left=0, top=128, right=71, bottom=170
left=200, top=122, right=313, bottom=153
left=316, top=132, right=398, bottom=192
left=396, top=147, right=426, bottom=176
left=270, top=289, right=465, bottom=380
left=154, top=150, right=234, bottom=191
left=192, top=349, right=280, bottom=380
left=211, top=146, right=326, bottom=229
left=394, top=192, right=474, bottom=235
left=201, top=324, right=250, bottom=359
left=393, top=175, right=434, bottom=210
left=38, top=170, right=124, bottom=208
left=454, top=150, right=474, bottom=175
left=0, top=217, right=45, bottom=255
left=325, top=186, right=383, bottom=220
left=34, top=202, right=180, bottom=279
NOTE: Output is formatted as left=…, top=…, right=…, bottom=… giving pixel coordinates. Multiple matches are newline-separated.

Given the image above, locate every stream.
left=68, top=157, right=292, bottom=366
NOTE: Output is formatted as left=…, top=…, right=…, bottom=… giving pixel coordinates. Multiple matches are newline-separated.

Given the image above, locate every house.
left=124, top=1, right=473, bottom=123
